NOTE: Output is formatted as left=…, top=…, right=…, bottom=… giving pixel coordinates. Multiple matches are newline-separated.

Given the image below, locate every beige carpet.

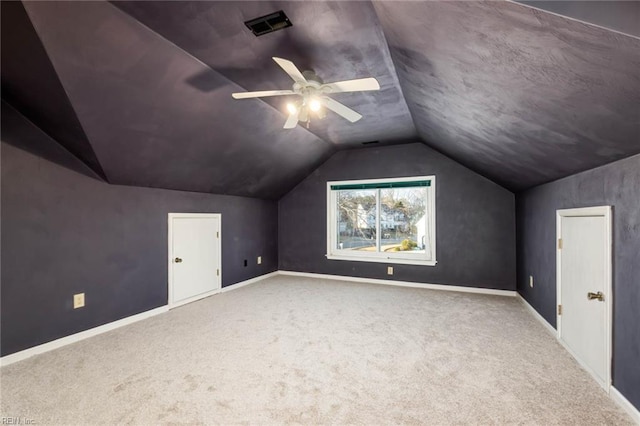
left=0, top=275, right=632, bottom=425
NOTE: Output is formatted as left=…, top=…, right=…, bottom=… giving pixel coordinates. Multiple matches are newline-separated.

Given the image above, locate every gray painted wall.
left=516, top=154, right=640, bottom=410
left=1, top=110, right=278, bottom=356
left=279, top=143, right=516, bottom=290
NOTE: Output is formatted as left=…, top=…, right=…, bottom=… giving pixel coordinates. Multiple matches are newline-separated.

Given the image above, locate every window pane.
left=336, top=190, right=377, bottom=251
left=380, top=187, right=428, bottom=255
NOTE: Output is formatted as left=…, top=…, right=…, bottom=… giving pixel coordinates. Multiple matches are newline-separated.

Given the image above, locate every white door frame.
left=556, top=205, right=612, bottom=393
left=168, top=213, right=222, bottom=309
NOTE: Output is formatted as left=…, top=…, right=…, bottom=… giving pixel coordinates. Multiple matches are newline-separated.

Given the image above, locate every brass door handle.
left=174, top=257, right=183, bottom=263
left=587, top=291, right=604, bottom=301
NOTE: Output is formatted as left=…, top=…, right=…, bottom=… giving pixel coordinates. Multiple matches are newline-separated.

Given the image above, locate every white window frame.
left=326, top=175, right=436, bottom=266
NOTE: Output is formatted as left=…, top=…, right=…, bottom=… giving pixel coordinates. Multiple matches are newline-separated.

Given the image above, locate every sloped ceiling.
left=2, top=1, right=639, bottom=198
left=373, top=1, right=640, bottom=190
left=0, top=1, right=107, bottom=181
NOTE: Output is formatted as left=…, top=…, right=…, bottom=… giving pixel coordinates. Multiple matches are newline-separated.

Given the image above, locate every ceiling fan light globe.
left=309, top=99, right=322, bottom=112
left=286, top=102, right=298, bottom=114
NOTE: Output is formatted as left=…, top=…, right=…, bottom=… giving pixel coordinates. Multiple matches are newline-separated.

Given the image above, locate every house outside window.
left=326, top=176, right=436, bottom=266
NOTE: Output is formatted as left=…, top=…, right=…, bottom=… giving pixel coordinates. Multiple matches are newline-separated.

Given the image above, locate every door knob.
left=587, top=291, right=604, bottom=301
left=174, top=257, right=183, bottom=263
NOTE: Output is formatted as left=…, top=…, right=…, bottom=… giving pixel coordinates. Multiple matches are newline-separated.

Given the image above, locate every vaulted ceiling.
left=2, top=1, right=639, bottom=199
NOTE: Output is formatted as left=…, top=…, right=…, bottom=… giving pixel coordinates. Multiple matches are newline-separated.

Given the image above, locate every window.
left=326, top=176, right=436, bottom=266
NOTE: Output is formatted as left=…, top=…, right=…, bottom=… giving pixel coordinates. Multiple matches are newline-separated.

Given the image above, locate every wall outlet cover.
left=257, top=256, right=262, bottom=265
left=529, top=275, right=534, bottom=288
left=73, top=293, right=85, bottom=309
left=387, top=266, right=393, bottom=275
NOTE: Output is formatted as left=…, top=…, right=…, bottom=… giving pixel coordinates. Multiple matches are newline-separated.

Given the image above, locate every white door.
left=557, top=207, right=611, bottom=391
left=169, top=214, right=221, bottom=306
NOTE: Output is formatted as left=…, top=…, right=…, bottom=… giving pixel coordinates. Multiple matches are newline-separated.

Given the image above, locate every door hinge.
left=216, top=231, right=219, bottom=238
left=558, top=238, right=563, bottom=249
left=558, top=304, right=562, bottom=316
left=217, top=269, right=220, bottom=276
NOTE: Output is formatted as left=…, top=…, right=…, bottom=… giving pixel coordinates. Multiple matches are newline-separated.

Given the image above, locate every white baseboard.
left=277, top=270, right=517, bottom=297
left=517, top=294, right=556, bottom=336
left=221, top=271, right=279, bottom=293
left=0, top=306, right=168, bottom=367
left=611, top=387, right=640, bottom=424
left=1, top=271, right=278, bottom=367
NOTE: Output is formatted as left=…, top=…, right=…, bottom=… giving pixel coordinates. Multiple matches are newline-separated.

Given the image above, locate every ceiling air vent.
left=245, top=11, right=292, bottom=37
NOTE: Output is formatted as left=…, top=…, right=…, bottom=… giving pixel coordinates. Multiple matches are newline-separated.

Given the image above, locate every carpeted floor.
left=0, top=276, right=632, bottom=425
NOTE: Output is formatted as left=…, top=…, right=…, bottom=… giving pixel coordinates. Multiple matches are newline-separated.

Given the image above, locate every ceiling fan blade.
left=272, top=57, right=307, bottom=84
left=232, top=89, right=295, bottom=99
left=323, top=77, right=380, bottom=94
left=283, top=110, right=300, bottom=129
left=321, top=97, right=362, bottom=123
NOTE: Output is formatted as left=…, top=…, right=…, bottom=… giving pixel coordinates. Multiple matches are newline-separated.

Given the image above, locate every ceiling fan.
left=232, top=57, right=380, bottom=129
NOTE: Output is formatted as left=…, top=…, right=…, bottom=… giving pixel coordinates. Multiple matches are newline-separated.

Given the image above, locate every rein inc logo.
left=1, top=418, right=35, bottom=425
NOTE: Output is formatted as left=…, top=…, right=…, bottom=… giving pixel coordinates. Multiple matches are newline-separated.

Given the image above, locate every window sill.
left=326, top=254, right=437, bottom=266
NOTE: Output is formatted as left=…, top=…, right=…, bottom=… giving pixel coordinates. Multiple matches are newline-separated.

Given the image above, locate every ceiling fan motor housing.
left=294, top=71, right=327, bottom=99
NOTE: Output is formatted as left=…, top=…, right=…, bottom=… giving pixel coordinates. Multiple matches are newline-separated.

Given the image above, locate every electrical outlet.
left=529, top=275, right=534, bottom=288
left=387, top=266, right=393, bottom=275
left=73, top=293, right=85, bottom=309
left=257, top=256, right=262, bottom=265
